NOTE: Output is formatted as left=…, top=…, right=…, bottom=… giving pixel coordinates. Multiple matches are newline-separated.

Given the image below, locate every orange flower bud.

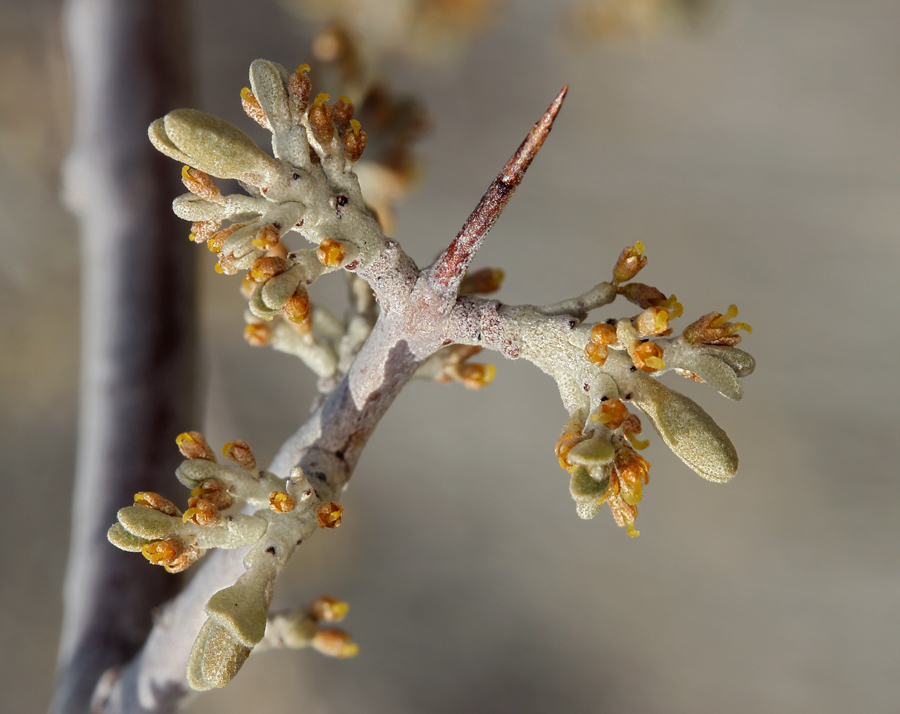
left=683, top=305, right=752, bottom=347
left=190, top=478, right=235, bottom=510
left=459, top=267, right=505, bottom=295
left=284, top=287, right=311, bottom=323
left=630, top=340, right=666, bottom=372
left=590, top=399, right=629, bottom=430
left=251, top=224, right=281, bottom=251
left=249, top=256, right=291, bottom=283
left=288, top=64, right=312, bottom=112
left=309, top=596, right=350, bottom=623
left=222, top=439, right=257, bottom=472
left=240, top=87, right=269, bottom=129
left=612, top=241, right=647, bottom=284
left=269, top=491, right=296, bottom=513
left=317, top=501, right=343, bottom=529
left=183, top=497, right=221, bottom=526
left=634, top=307, right=672, bottom=336
left=134, top=492, right=181, bottom=517
left=332, top=95, right=354, bottom=135
left=181, top=165, right=223, bottom=203
left=311, top=629, right=358, bottom=658
left=176, top=431, right=216, bottom=461
left=308, top=93, right=335, bottom=144
left=244, top=323, right=273, bottom=347
left=343, top=120, right=367, bottom=163
left=317, top=238, right=346, bottom=267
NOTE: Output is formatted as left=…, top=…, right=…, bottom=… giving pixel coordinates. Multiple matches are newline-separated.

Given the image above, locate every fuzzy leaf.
left=632, top=376, right=738, bottom=483
left=116, top=505, right=179, bottom=539
left=107, top=522, right=151, bottom=552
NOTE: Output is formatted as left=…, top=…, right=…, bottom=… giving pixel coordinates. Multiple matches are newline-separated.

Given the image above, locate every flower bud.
left=311, top=629, right=358, bottom=658
left=309, top=596, right=350, bottom=623
left=240, top=87, right=269, bottom=129
left=134, top=492, right=181, bottom=517
left=343, top=120, right=367, bottom=163
left=317, top=238, right=346, bottom=267
left=269, top=490, right=296, bottom=513
left=244, top=323, right=273, bottom=347
left=284, top=287, right=311, bottom=323
left=459, top=267, right=505, bottom=295
left=308, top=93, right=335, bottom=144
left=222, top=439, right=257, bottom=472
left=176, top=431, right=216, bottom=461
left=612, top=241, right=647, bottom=283
left=317, top=502, right=343, bottom=529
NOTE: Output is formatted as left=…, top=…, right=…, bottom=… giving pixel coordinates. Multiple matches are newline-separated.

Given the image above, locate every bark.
left=51, top=1, right=194, bottom=712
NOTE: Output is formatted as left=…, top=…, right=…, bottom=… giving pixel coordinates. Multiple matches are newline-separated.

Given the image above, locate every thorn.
left=430, top=86, right=568, bottom=293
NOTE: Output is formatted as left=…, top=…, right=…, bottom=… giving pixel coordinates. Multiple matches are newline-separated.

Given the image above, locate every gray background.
left=2, top=0, right=899, bottom=712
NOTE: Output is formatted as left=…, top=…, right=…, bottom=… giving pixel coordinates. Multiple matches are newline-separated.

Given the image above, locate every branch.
left=51, top=2, right=195, bottom=713
left=94, top=60, right=754, bottom=710
left=427, top=85, right=568, bottom=295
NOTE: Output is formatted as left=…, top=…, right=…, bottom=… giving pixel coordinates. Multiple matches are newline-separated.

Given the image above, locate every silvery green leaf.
left=172, top=194, right=227, bottom=222
left=567, top=435, right=615, bottom=466
left=107, top=522, right=151, bottom=552
left=116, top=505, right=178, bottom=539
left=569, top=465, right=608, bottom=499
left=154, top=109, right=279, bottom=183
left=632, top=376, right=738, bottom=483
left=205, top=575, right=269, bottom=647
left=188, top=619, right=251, bottom=690
left=671, top=352, right=743, bottom=401
left=249, top=60, right=291, bottom=134
left=261, top=265, right=304, bottom=310
left=698, top=345, right=756, bottom=378
left=190, top=514, right=268, bottom=550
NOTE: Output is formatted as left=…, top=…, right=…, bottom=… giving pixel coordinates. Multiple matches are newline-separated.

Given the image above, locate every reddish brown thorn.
left=429, top=86, right=568, bottom=294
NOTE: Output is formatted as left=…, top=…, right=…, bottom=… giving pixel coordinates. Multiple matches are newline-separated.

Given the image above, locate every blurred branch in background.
left=51, top=1, right=195, bottom=712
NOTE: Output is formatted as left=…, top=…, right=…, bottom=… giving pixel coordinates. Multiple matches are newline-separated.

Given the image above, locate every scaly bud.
left=251, top=224, right=281, bottom=251
left=311, top=629, right=358, bottom=658
left=249, top=256, right=291, bottom=283
left=317, top=238, right=346, bottom=267
left=612, top=241, right=647, bottom=284
left=308, top=93, right=335, bottom=144
left=317, top=502, right=343, bottom=529
left=683, top=305, right=752, bottom=347
left=283, top=287, right=311, bottom=323
left=191, top=220, right=220, bottom=245
left=244, top=323, right=273, bottom=346
left=459, top=267, right=505, bottom=295
left=584, top=322, right=618, bottom=365
left=629, top=340, right=666, bottom=372
left=309, top=596, right=349, bottom=623
left=240, top=87, right=269, bottom=129
left=332, top=96, right=354, bottom=135
left=183, top=497, right=221, bottom=526
left=222, top=439, right=257, bottom=472
left=288, top=64, right=312, bottom=113
left=134, top=492, right=181, bottom=517
left=176, top=431, right=216, bottom=461
left=269, top=490, right=295, bottom=513
left=181, top=166, right=224, bottom=204
left=343, top=119, right=367, bottom=163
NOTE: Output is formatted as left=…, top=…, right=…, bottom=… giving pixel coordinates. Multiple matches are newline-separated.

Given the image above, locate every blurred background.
left=3, top=0, right=900, bottom=712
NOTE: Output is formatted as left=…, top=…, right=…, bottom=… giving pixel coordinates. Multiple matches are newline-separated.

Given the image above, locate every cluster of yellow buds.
left=558, top=397, right=653, bottom=536
left=558, top=240, right=754, bottom=534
